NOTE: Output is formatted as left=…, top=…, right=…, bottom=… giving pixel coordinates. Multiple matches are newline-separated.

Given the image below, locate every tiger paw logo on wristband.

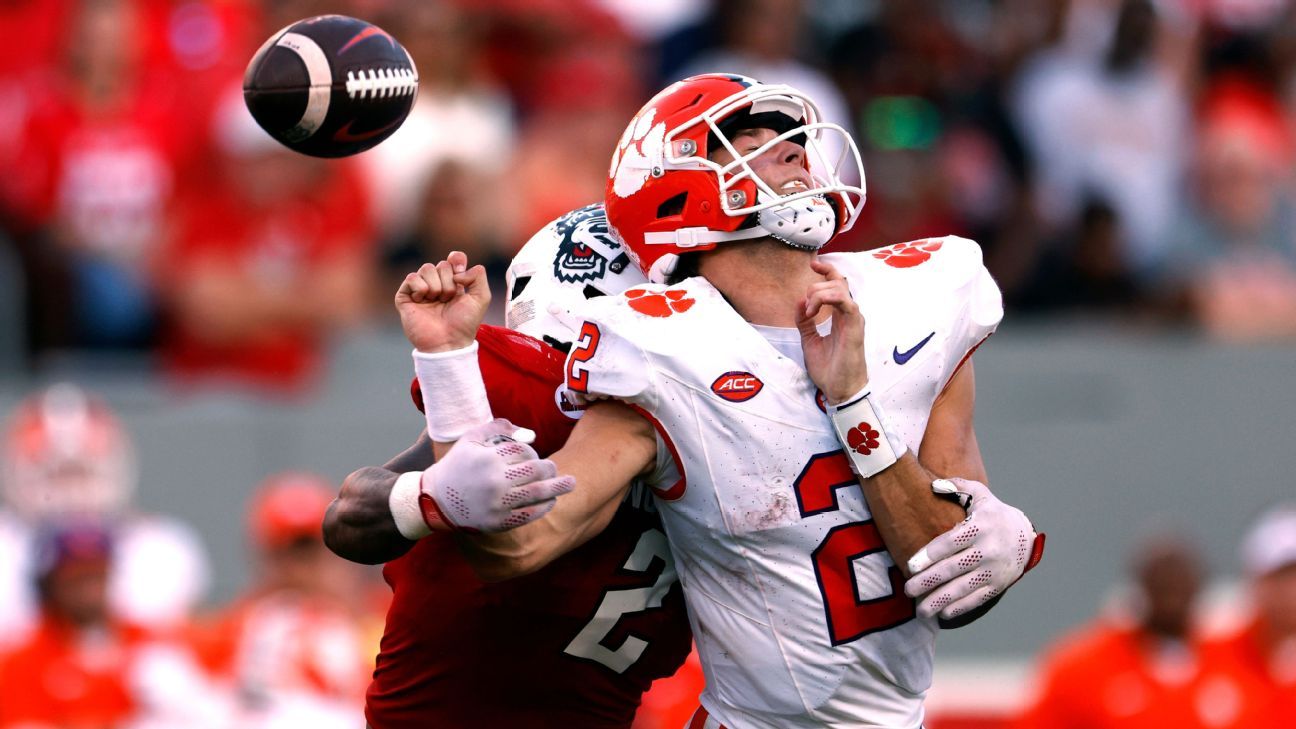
left=625, top=287, right=695, bottom=317
left=846, top=422, right=881, bottom=455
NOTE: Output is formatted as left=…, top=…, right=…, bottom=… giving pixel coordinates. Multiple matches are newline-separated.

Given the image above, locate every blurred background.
left=0, top=0, right=1294, bottom=726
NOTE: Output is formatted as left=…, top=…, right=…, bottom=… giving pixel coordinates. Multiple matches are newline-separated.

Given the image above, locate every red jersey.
left=0, top=615, right=148, bottom=727
left=365, top=325, right=692, bottom=728
left=161, top=160, right=372, bottom=390
left=1198, top=620, right=1296, bottom=723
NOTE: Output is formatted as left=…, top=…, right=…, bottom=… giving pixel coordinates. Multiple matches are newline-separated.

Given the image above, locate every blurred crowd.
left=3, top=0, right=1296, bottom=395
left=0, top=383, right=1291, bottom=729
left=1007, top=512, right=1296, bottom=729
left=0, top=383, right=388, bottom=728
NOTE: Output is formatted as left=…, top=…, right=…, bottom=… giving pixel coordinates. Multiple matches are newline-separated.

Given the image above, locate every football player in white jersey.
left=0, top=384, right=210, bottom=648
left=393, top=74, right=1044, bottom=728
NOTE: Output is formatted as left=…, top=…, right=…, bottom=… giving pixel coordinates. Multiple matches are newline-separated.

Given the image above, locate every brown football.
left=243, top=15, right=417, bottom=158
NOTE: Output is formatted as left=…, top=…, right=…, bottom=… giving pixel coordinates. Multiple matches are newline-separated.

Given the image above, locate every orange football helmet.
left=2, top=384, right=136, bottom=520
left=604, top=73, right=866, bottom=282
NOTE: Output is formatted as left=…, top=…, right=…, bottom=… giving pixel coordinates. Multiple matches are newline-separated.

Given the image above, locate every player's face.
left=1255, top=562, right=1296, bottom=636
left=709, top=127, right=812, bottom=198
left=43, top=560, right=110, bottom=626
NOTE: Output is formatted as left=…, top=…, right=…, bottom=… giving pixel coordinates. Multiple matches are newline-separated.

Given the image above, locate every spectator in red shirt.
left=159, top=88, right=376, bottom=393
left=192, top=472, right=382, bottom=727
left=1015, top=533, right=1269, bottom=729
left=0, top=523, right=136, bottom=728
left=1199, top=506, right=1296, bottom=721
left=0, top=522, right=222, bottom=728
left=0, top=0, right=195, bottom=352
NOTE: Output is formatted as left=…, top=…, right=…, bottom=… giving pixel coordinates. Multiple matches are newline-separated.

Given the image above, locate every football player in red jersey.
left=324, top=204, right=694, bottom=728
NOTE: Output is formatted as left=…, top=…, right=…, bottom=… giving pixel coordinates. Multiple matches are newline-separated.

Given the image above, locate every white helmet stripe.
left=275, top=32, right=332, bottom=142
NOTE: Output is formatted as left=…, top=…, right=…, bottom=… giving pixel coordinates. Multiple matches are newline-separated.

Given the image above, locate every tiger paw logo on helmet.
left=624, top=287, right=695, bottom=317
left=873, top=239, right=943, bottom=268
left=609, top=108, right=667, bottom=199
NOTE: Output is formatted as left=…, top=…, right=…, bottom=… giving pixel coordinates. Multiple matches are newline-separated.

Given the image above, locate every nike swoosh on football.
left=893, top=332, right=935, bottom=365
left=333, top=118, right=403, bottom=143
left=339, top=26, right=396, bottom=55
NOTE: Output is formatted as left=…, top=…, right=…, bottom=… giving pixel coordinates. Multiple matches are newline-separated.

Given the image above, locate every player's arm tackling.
left=324, top=433, right=434, bottom=565
left=452, top=401, right=656, bottom=581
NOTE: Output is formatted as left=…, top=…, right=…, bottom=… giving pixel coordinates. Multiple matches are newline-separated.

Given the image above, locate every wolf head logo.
left=553, top=204, right=631, bottom=284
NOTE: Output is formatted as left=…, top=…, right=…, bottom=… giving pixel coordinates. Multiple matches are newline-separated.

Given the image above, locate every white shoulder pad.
left=562, top=292, right=657, bottom=408
left=505, top=203, right=647, bottom=349
left=864, top=236, right=1003, bottom=350
left=827, top=235, right=1003, bottom=380
left=851, top=235, right=986, bottom=285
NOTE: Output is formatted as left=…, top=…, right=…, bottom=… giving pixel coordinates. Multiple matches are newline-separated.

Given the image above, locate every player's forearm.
left=455, top=523, right=563, bottom=582
left=456, top=480, right=625, bottom=582
left=324, top=433, right=435, bottom=565
left=324, top=466, right=417, bottom=565
left=425, top=440, right=571, bottom=580
left=860, top=453, right=966, bottom=577
left=444, top=403, right=650, bottom=581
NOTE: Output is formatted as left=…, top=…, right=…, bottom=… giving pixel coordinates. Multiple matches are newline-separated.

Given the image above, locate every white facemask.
left=756, top=191, right=837, bottom=250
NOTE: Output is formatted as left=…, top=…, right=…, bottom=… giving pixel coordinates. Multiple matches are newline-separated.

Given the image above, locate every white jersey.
left=565, top=237, right=1002, bottom=728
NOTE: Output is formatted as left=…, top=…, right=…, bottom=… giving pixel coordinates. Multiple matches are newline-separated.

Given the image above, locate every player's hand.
left=797, top=259, right=868, bottom=404
left=903, top=478, right=1044, bottom=620
left=420, top=419, right=576, bottom=533
left=396, top=251, right=491, bottom=353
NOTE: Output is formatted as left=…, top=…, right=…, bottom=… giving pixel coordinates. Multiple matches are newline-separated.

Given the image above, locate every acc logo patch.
left=552, top=204, right=631, bottom=284
left=872, top=238, right=943, bottom=268
left=711, top=371, right=764, bottom=402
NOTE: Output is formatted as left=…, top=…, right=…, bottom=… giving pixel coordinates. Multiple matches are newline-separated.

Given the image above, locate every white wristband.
left=828, top=388, right=909, bottom=478
left=389, top=470, right=431, bottom=541
left=413, top=342, right=493, bottom=442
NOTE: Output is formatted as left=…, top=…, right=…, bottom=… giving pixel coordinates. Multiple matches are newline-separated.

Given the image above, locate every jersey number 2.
left=563, top=528, right=676, bottom=673
left=794, top=451, right=915, bottom=645
left=565, top=321, right=601, bottom=393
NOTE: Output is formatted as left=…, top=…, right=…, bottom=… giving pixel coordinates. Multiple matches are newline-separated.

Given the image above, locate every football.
left=243, top=14, right=418, bottom=158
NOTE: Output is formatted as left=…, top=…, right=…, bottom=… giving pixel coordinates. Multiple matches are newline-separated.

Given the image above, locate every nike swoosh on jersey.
left=893, top=332, right=935, bottom=365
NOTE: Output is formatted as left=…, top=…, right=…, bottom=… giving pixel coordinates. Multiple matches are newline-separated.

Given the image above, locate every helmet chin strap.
left=756, top=192, right=837, bottom=250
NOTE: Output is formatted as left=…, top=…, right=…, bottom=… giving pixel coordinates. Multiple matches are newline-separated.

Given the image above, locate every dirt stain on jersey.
left=741, top=490, right=795, bottom=532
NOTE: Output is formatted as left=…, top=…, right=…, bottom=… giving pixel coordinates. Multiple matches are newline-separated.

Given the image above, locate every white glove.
left=904, top=477, right=1044, bottom=621
left=413, top=419, right=576, bottom=534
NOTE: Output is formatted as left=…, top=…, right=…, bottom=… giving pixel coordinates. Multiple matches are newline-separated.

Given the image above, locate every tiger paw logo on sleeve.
left=872, top=239, right=944, bottom=268
left=624, top=288, right=695, bottom=317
